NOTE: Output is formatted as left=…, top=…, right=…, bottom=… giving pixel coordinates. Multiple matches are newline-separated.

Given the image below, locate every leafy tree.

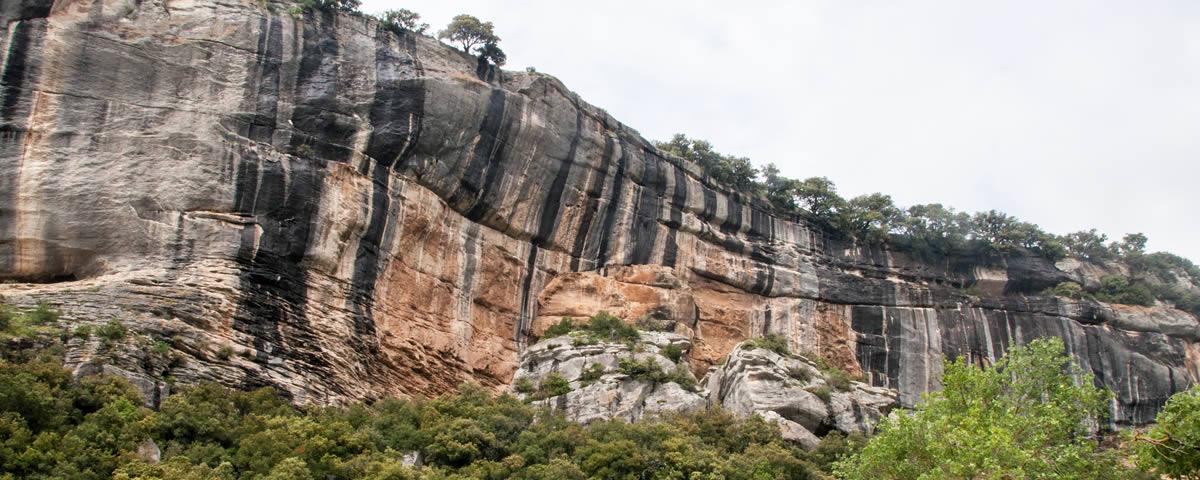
left=835, top=337, right=1129, bottom=479
left=1134, top=385, right=1200, bottom=478
left=296, top=0, right=360, bottom=13
left=377, top=9, right=428, bottom=34
left=1118, top=232, right=1149, bottom=257
left=896, top=203, right=972, bottom=259
left=793, top=176, right=846, bottom=221
left=840, top=193, right=903, bottom=244
left=1064, top=229, right=1116, bottom=261
left=438, top=15, right=499, bottom=56
left=656, top=134, right=759, bottom=191
left=760, top=163, right=799, bottom=211
left=478, top=41, right=507, bottom=67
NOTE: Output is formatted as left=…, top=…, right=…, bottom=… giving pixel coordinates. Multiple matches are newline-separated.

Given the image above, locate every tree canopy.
left=378, top=9, right=429, bottom=34
left=437, top=14, right=505, bottom=66
left=835, top=337, right=1130, bottom=479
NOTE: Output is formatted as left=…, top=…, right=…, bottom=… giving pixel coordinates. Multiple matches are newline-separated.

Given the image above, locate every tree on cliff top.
left=439, top=15, right=499, bottom=55
left=378, top=9, right=428, bottom=34
left=835, top=337, right=1130, bottom=479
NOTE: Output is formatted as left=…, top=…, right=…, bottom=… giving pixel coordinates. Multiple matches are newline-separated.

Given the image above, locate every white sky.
left=361, top=0, right=1200, bottom=262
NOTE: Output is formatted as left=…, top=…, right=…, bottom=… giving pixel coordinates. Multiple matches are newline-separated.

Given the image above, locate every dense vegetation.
left=0, top=352, right=845, bottom=479
left=3, top=303, right=1199, bottom=478
left=1134, top=385, right=1200, bottom=478
left=657, top=134, right=1200, bottom=311
left=835, top=338, right=1141, bottom=479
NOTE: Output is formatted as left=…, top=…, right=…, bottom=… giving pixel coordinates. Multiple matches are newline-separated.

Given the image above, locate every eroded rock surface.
left=705, top=344, right=897, bottom=448
left=513, top=332, right=705, bottom=423
left=0, top=0, right=1196, bottom=423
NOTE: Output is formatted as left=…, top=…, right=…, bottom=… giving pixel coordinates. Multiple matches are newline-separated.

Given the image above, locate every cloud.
left=362, top=0, right=1200, bottom=261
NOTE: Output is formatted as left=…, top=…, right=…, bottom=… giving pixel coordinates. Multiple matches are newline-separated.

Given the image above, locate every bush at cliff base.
left=1135, top=385, right=1200, bottom=478
left=834, top=337, right=1137, bottom=480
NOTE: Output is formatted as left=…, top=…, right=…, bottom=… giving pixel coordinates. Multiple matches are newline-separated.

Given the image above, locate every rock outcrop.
left=510, top=334, right=896, bottom=448
left=0, top=0, right=1196, bottom=424
left=704, top=344, right=896, bottom=448
left=512, top=332, right=706, bottom=423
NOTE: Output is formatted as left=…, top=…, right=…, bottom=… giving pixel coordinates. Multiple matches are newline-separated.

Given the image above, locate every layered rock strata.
left=0, top=0, right=1196, bottom=424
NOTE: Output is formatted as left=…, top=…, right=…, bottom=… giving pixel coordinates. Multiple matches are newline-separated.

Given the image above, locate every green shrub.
left=96, top=319, right=127, bottom=342
left=578, top=363, right=605, bottom=385
left=1093, top=275, right=1155, bottom=306
left=0, top=336, right=835, bottom=480
left=0, top=305, right=12, bottom=331
left=535, top=373, right=571, bottom=399
left=152, top=340, right=171, bottom=355
left=584, top=311, right=639, bottom=343
left=835, top=338, right=1127, bottom=479
left=806, top=353, right=859, bottom=391
left=743, top=334, right=789, bottom=356
left=808, top=385, right=832, bottom=402
left=513, top=377, right=534, bottom=395
left=72, top=325, right=92, bottom=339
left=215, top=345, right=234, bottom=361
left=1045, top=281, right=1088, bottom=300
left=618, top=356, right=666, bottom=382
left=29, top=302, right=58, bottom=325
left=660, top=343, right=684, bottom=363
left=1134, top=385, right=1200, bottom=477
left=666, top=364, right=697, bottom=392
left=787, top=365, right=812, bottom=383
left=542, top=317, right=575, bottom=338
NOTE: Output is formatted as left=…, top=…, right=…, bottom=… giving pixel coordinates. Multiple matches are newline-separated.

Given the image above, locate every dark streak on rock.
left=232, top=13, right=337, bottom=383
left=569, top=135, right=615, bottom=271
left=662, top=161, right=688, bottom=268
left=594, top=138, right=628, bottom=268
left=628, top=148, right=667, bottom=265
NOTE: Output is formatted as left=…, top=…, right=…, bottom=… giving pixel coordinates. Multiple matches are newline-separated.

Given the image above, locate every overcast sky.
left=361, top=0, right=1200, bottom=262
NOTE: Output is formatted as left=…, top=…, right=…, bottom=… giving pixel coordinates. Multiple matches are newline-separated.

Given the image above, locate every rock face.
left=705, top=344, right=896, bottom=448
left=1, top=0, right=1197, bottom=423
left=511, top=335, right=895, bottom=448
left=513, top=332, right=706, bottom=423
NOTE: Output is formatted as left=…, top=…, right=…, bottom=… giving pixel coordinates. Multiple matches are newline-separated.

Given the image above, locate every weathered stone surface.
left=514, top=333, right=705, bottom=423
left=0, top=0, right=1195, bottom=425
left=705, top=344, right=897, bottom=442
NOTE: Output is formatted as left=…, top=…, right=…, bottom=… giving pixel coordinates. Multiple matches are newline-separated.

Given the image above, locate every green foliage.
left=835, top=337, right=1130, bottom=479
left=578, top=364, right=605, bottom=385
left=541, top=317, right=574, bottom=338
left=1094, top=275, right=1155, bottom=306
left=743, top=334, right=790, bottom=356
left=656, top=134, right=759, bottom=191
left=294, top=0, right=360, bottom=13
left=513, top=377, right=535, bottom=394
left=73, top=325, right=92, bottom=339
left=0, top=305, right=12, bottom=331
left=807, top=385, right=832, bottom=403
left=1046, top=281, right=1089, bottom=300
left=533, top=373, right=571, bottom=400
left=582, top=311, right=639, bottom=343
left=0, top=303, right=63, bottom=340
left=437, top=14, right=503, bottom=66
left=95, top=319, right=127, bottom=342
left=376, top=9, right=428, bottom=34
left=215, top=345, right=234, bottom=361
left=1134, top=385, right=1200, bottom=478
left=30, top=302, right=59, bottom=325
left=660, top=343, right=684, bottom=363
left=1064, top=229, right=1116, bottom=261
left=804, top=353, right=859, bottom=391
left=544, top=312, right=639, bottom=345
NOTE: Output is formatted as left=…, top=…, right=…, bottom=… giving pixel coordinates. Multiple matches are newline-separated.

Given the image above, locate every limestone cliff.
left=1, top=0, right=1196, bottom=425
